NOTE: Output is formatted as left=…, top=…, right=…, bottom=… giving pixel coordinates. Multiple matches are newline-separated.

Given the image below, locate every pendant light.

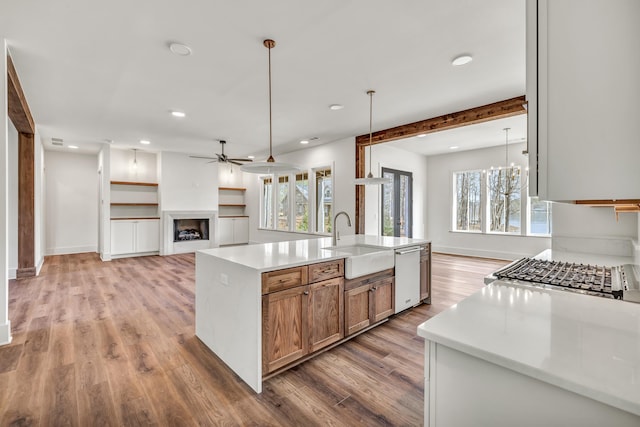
left=354, top=90, right=391, bottom=185
left=241, top=39, right=300, bottom=174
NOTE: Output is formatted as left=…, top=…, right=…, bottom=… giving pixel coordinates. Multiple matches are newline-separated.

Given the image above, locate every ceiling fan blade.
left=228, top=158, right=253, bottom=162
left=229, top=160, right=244, bottom=166
left=189, top=155, right=217, bottom=160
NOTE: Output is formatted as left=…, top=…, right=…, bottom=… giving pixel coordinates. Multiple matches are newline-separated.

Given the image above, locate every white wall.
left=7, top=120, right=17, bottom=279
left=245, top=137, right=356, bottom=243
left=110, top=147, right=157, bottom=183
left=44, top=151, right=99, bottom=255
left=427, top=142, right=551, bottom=260
left=35, top=133, right=44, bottom=273
left=1, top=39, right=11, bottom=344
left=158, top=151, right=218, bottom=211
left=218, top=162, right=245, bottom=189
left=365, top=143, right=429, bottom=238
left=98, top=145, right=110, bottom=260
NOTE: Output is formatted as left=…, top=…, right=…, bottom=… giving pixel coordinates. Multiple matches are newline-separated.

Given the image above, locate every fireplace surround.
left=162, top=210, right=217, bottom=255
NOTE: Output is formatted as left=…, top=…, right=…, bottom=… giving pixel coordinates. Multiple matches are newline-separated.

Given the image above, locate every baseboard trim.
left=36, top=257, right=44, bottom=276
left=45, top=245, right=98, bottom=256
left=8, top=268, right=16, bottom=280
left=434, top=245, right=523, bottom=261
left=16, top=267, right=36, bottom=279
left=100, top=252, right=112, bottom=262
left=0, top=321, right=12, bottom=346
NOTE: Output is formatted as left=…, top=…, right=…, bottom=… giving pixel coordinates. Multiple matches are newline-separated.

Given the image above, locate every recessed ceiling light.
left=300, top=140, right=309, bottom=145
left=329, top=104, right=344, bottom=110
left=68, top=145, right=79, bottom=149
left=417, top=134, right=427, bottom=138
left=140, top=140, right=151, bottom=145
left=169, top=42, right=192, bottom=56
left=247, top=155, right=255, bottom=159
left=452, top=54, right=473, bottom=66
left=171, top=111, right=186, bottom=118
left=449, top=146, right=459, bottom=150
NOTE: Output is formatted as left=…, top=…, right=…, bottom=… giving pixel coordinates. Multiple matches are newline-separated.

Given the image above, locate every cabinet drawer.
left=262, top=266, right=309, bottom=294
left=308, top=259, right=344, bottom=283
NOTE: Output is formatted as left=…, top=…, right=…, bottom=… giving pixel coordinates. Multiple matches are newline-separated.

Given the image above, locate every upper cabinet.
left=526, top=0, right=640, bottom=201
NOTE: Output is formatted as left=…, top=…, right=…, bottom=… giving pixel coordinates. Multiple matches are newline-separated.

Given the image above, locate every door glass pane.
left=315, top=168, right=332, bottom=233
left=382, top=171, right=394, bottom=236
left=262, top=177, right=273, bottom=228
left=488, top=167, right=521, bottom=233
left=295, top=172, right=309, bottom=232
left=277, top=175, right=289, bottom=230
left=399, top=174, right=410, bottom=237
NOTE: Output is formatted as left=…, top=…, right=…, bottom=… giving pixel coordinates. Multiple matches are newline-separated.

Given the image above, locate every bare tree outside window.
left=488, top=167, right=521, bottom=233
left=454, top=171, right=481, bottom=231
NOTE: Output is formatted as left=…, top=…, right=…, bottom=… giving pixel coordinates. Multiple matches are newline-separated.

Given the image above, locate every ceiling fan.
left=189, top=140, right=253, bottom=165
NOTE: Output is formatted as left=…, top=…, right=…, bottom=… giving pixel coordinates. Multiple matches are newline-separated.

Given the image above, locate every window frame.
left=452, top=169, right=483, bottom=233
left=258, top=163, right=334, bottom=236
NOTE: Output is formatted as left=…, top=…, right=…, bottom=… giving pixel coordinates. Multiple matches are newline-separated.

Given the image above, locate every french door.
left=381, top=167, right=413, bottom=237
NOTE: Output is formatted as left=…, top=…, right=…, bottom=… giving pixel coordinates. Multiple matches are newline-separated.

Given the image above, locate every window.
left=452, top=167, right=551, bottom=237
left=315, top=168, right=333, bottom=233
left=488, top=167, right=521, bottom=234
left=295, top=172, right=309, bottom=232
left=259, top=165, right=333, bottom=235
left=382, top=168, right=413, bottom=237
left=277, top=175, right=289, bottom=230
left=261, top=177, right=273, bottom=229
left=454, top=171, right=481, bottom=232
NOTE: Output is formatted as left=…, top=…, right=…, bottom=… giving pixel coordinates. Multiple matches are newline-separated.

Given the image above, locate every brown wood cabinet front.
left=262, top=285, right=309, bottom=374
left=262, top=265, right=308, bottom=294
left=420, top=243, right=432, bottom=303
left=345, top=270, right=395, bottom=336
left=308, top=277, right=344, bottom=353
left=308, top=259, right=344, bottom=284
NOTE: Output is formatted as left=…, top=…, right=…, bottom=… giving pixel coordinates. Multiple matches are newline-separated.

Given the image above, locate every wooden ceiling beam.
left=7, top=54, right=35, bottom=134
left=355, top=95, right=526, bottom=146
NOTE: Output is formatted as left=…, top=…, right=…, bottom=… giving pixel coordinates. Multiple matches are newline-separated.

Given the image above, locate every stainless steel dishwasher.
left=394, top=246, right=421, bottom=313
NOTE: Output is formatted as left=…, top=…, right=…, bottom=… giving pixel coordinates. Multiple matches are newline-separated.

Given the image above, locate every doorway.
left=381, top=167, right=413, bottom=237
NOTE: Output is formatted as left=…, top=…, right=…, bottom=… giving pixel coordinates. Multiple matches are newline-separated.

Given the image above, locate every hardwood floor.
left=1, top=252, right=509, bottom=426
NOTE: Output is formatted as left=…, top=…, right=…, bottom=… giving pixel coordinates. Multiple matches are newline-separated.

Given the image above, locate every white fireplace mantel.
left=161, top=210, right=218, bottom=255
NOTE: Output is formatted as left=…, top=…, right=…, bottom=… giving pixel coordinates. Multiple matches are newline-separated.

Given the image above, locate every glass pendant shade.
left=355, top=90, right=390, bottom=185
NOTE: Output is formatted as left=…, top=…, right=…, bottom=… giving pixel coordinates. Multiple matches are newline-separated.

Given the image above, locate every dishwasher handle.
left=395, top=246, right=421, bottom=255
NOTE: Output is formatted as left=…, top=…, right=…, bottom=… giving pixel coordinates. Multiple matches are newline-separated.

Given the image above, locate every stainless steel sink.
left=322, top=244, right=395, bottom=279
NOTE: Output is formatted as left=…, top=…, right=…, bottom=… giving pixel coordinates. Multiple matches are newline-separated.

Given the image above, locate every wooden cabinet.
left=344, top=269, right=395, bottom=336
left=526, top=0, right=640, bottom=201
left=308, top=277, right=344, bottom=353
left=111, top=219, right=159, bottom=257
left=261, top=261, right=345, bottom=375
left=219, top=217, right=249, bottom=245
left=420, top=243, right=431, bottom=303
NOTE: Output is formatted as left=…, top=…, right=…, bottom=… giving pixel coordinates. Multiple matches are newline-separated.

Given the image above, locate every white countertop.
left=417, top=280, right=640, bottom=416
left=197, top=234, right=429, bottom=272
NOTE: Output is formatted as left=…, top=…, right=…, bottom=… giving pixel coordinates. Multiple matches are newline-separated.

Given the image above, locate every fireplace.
left=173, top=218, right=209, bottom=242
left=162, top=210, right=217, bottom=255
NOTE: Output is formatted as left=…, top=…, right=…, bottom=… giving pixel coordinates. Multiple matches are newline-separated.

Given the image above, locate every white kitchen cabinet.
left=111, top=219, right=159, bottom=257
left=527, top=0, right=640, bottom=201
left=219, top=217, right=249, bottom=246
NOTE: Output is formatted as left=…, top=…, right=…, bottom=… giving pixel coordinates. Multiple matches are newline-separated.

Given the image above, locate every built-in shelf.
left=110, top=203, right=159, bottom=206
left=110, top=181, right=158, bottom=187
left=219, top=187, right=246, bottom=191
left=218, top=187, right=249, bottom=245
left=111, top=217, right=161, bottom=220
left=219, top=215, right=249, bottom=218
left=219, top=204, right=246, bottom=207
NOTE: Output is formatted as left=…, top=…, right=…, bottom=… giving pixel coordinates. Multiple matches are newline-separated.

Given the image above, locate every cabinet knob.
left=303, top=291, right=309, bottom=295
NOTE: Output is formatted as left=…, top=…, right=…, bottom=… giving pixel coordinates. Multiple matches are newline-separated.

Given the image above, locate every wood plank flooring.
left=1, top=251, right=508, bottom=426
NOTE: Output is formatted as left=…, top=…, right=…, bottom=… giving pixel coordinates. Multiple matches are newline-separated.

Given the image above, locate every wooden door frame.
left=355, top=95, right=527, bottom=233
left=7, top=54, right=36, bottom=278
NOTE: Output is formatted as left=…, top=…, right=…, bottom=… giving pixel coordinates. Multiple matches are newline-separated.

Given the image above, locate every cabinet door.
left=528, top=0, right=640, bottom=200
left=233, top=217, right=249, bottom=244
left=135, top=219, right=159, bottom=253
left=219, top=218, right=234, bottom=246
left=420, top=244, right=431, bottom=303
left=308, top=277, right=344, bottom=353
left=344, top=284, right=372, bottom=336
left=372, top=277, right=394, bottom=323
left=111, top=221, right=135, bottom=255
left=262, top=285, right=309, bottom=374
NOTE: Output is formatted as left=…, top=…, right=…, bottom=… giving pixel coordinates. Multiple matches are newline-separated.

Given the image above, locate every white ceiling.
left=1, top=0, right=526, bottom=158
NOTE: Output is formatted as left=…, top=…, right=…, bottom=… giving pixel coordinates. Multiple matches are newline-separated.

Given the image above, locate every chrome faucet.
left=332, top=211, right=352, bottom=246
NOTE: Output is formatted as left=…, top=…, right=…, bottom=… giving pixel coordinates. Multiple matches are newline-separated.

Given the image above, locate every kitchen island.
left=195, top=234, right=428, bottom=393
left=417, top=280, right=640, bottom=426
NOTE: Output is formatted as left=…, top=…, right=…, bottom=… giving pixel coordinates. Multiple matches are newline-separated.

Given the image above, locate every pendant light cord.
left=368, top=90, right=375, bottom=177
left=268, top=43, right=273, bottom=159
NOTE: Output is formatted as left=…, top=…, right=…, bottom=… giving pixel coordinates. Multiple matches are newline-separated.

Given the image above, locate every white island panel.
left=195, top=251, right=262, bottom=392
